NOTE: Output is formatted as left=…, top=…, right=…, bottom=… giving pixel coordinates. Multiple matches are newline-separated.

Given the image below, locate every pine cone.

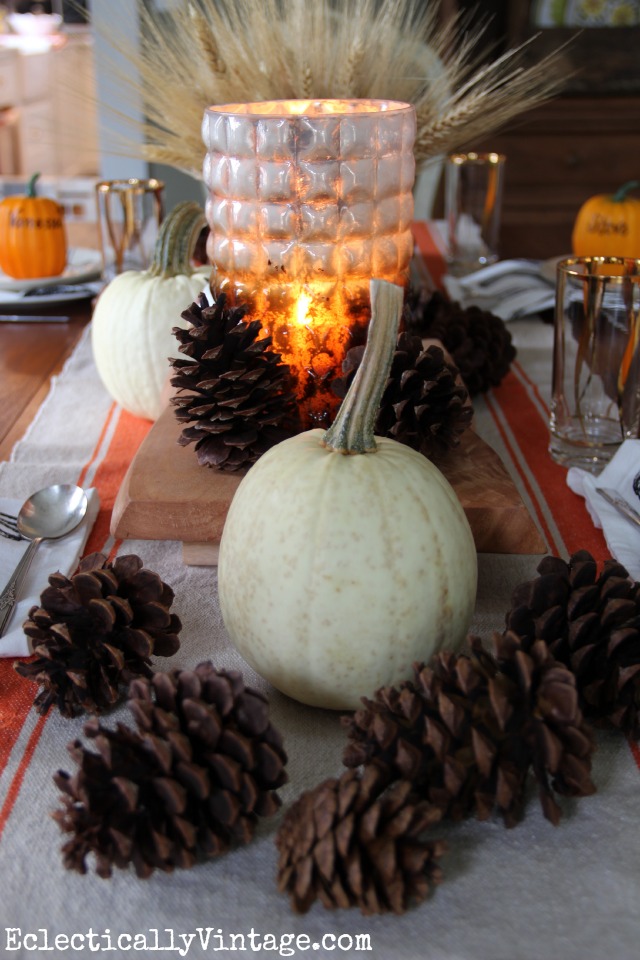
left=276, top=763, right=445, bottom=915
left=343, top=638, right=595, bottom=827
left=490, top=632, right=596, bottom=824
left=14, top=553, right=181, bottom=718
left=505, top=550, right=640, bottom=737
left=333, top=332, right=473, bottom=457
left=53, top=663, right=288, bottom=878
left=405, top=288, right=516, bottom=395
left=170, top=293, right=297, bottom=471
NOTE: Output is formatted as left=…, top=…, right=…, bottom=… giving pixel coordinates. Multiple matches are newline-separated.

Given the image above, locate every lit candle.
left=202, top=98, right=416, bottom=428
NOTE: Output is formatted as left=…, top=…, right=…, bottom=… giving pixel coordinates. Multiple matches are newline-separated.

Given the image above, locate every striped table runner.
left=0, top=329, right=152, bottom=843
left=0, top=252, right=637, bottom=960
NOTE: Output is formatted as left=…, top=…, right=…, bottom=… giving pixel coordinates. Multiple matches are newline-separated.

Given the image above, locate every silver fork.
left=0, top=512, right=23, bottom=541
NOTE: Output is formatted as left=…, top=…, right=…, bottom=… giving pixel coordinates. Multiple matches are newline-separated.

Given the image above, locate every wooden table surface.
left=0, top=299, right=93, bottom=463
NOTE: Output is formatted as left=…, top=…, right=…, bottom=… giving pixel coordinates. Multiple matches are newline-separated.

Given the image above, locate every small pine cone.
left=489, top=632, right=596, bottom=825
left=14, top=553, right=181, bottom=718
left=53, top=663, right=288, bottom=878
left=276, top=763, right=445, bottom=915
left=333, top=332, right=473, bottom=457
left=405, top=288, right=516, bottom=395
left=343, top=640, right=595, bottom=827
left=504, top=550, right=640, bottom=737
left=170, top=293, right=297, bottom=471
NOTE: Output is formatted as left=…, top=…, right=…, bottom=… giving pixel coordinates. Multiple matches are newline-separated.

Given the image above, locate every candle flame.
left=295, top=292, right=312, bottom=325
left=246, top=281, right=371, bottom=428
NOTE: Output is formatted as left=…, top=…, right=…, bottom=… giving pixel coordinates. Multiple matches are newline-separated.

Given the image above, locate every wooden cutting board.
left=111, top=405, right=546, bottom=563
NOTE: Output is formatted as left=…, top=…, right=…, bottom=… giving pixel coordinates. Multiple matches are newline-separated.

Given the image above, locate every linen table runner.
left=0, top=312, right=638, bottom=960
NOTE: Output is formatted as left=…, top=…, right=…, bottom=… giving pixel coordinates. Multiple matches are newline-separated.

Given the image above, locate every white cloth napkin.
left=443, top=258, right=557, bottom=320
left=567, top=440, right=640, bottom=580
left=0, top=487, right=100, bottom=657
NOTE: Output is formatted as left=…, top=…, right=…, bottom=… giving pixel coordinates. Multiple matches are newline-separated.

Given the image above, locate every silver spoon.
left=0, top=484, right=88, bottom=638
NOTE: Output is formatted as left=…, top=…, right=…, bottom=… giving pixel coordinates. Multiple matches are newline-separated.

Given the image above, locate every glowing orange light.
left=255, top=283, right=370, bottom=428
left=295, top=292, right=312, bottom=326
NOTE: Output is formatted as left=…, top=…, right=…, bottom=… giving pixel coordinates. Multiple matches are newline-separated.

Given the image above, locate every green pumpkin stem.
left=27, top=173, right=40, bottom=198
left=147, top=201, right=207, bottom=279
left=322, top=279, right=404, bottom=455
left=612, top=181, right=640, bottom=203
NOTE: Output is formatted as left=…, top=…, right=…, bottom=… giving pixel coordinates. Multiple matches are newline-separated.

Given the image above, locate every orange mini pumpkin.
left=572, top=181, right=640, bottom=259
left=0, top=172, right=67, bottom=279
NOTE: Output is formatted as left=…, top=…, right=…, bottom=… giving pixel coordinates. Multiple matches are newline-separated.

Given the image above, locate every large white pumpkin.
left=92, top=202, right=209, bottom=421
left=218, top=281, right=477, bottom=710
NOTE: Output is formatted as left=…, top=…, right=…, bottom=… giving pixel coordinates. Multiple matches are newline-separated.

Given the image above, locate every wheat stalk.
left=98, top=0, right=566, bottom=177
left=340, top=36, right=365, bottom=98
left=190, top=5, right=227, bottom=78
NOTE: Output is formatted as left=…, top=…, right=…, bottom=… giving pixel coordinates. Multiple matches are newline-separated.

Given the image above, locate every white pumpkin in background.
left=91, top=201, right=209, bottom=421
left=218, top=280, right=478, bottom=710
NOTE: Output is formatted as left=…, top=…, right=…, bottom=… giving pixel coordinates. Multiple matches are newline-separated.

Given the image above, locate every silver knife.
left=595, top=487, right=640, bottom=530
left=0, top=315, right=70, bottom=323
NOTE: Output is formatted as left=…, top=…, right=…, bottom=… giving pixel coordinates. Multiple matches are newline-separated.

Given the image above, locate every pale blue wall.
left=89, top=0, right=146, bottom=180
left=88, top=0, right=202, bottom=208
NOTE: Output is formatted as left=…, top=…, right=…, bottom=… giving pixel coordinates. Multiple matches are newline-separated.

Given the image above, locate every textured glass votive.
left=202, top=98, right=416, bottom=428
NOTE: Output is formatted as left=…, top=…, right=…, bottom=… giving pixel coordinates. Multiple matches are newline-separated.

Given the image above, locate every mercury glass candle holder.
left=202, top=98, right=416, bottom=428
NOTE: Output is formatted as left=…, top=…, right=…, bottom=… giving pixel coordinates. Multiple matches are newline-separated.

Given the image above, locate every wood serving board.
left=111, top=405, right=546, bottom=564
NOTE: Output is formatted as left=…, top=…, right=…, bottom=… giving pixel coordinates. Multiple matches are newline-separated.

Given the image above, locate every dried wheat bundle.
left=102, top=0, right=565, bottom=177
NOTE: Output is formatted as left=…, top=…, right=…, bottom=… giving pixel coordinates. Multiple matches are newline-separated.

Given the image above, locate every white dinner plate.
left=0, top=282, right=104, bottom=310
left=0, top=247, right=102, bottom=292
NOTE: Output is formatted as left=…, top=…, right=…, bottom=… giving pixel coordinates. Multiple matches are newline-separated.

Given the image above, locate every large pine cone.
left=276, top=763, right=445, bottom=915
left=15, top=553, right=181, bottom=718
left=169, top=293, right=297, bottom=471
left=343, top=637, right=595, bottom=827
left=333, top=332, right=473, bottom=458
left=53, top=663, right=288, bottom=878
left=505, top=550, right=640, bottom=737
left=405, top=288, right=516, bottom=395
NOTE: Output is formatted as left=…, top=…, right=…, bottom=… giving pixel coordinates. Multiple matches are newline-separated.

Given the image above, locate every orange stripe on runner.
left=83, top=410, right=151, bottom=556
left=77, top=400, right=118, bottom=490
left=0, top=714, right=46, bottom=838
left=107, top=540, right=123, bottom=563
left=0, top=408, right=151, bottom=838
left=513, top=358, right=551, bottom=418
left=491, top=368, right=608, bottom=562
left=627, top=738, right=640, bottom=773
left=0, top=669, right=39, bottom=773
left=485, top=384, right=561, bottom=556
left=411, top=221, right=447, bottom=292
left=0, top=405, right=118, bottom=781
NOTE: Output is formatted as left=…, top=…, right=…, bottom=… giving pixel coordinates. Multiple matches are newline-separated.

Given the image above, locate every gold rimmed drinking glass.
left=549, top=256, right=640, bottom=472
left=96, top=178, right=165, bottom=281
left=444, top=151, right=506, bottom=276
